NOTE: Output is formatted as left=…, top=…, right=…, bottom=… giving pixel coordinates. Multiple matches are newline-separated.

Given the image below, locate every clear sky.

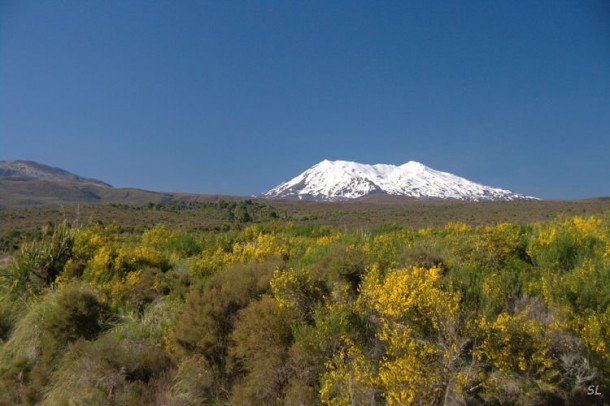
left=1, top=1, right=609, bottom=199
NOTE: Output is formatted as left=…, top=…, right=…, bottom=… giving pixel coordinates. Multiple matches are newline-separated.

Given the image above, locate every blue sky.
left=1, top=1, right=609, bottom=199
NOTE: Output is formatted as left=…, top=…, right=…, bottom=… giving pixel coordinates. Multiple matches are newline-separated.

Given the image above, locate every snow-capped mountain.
left=262, top=160, right=539, bottom=202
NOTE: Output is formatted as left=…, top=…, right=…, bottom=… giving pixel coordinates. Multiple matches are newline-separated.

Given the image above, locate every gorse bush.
left=0, top=215, right=608, bottom=404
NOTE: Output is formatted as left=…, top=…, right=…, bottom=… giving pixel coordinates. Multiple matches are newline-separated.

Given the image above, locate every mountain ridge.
left=262, top=160, right=539, bottom=202
left=0, top=160, right=240, bottom=208
left=0, top=160, right=112, bottom=187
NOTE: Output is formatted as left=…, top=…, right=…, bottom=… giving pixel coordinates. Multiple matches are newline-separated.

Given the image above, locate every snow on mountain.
left=261, top=160, right=539, bottom=202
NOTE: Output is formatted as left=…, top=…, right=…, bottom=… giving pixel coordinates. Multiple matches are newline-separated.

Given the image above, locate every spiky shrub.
left=0, top=221, right=74, bottom=300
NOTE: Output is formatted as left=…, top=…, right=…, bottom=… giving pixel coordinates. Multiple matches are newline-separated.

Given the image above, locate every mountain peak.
left=400, top=160, right=427, bottom=169
left=262, top=160, right=539, bottom=202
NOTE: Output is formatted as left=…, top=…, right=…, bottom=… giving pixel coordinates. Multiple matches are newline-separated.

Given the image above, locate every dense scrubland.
left=2, top=198, right=610, bottom=253
left=0, top=206, right=609, bottom=404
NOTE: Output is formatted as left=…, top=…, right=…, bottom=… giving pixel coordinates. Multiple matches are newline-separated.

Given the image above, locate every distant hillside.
left=0, top=160, right=237, bottom=209
left=0, top=177, right=172, bottom=208
left=0, top=160, right=112, bottom=187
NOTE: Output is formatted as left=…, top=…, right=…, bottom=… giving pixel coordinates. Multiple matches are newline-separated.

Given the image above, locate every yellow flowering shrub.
left=359, top=266, right=459, bottom=333
left=569, top=216, right=606, bottom=243
left=190, top=248, right=227, bottom=277
left=319, top=339, right=377, bottom=406
left=365, top=232, right=412, bottom=270
left=571, top=310, right=609, bottom=359
left=270, top=267, right=324, bottom=318
left=445, top=222, right=473, bottom=234
left=477, top=311, right=553, bottom=375
left=229, top=233, right=288, bottom=263
left=352, top=266, right=462, bottom=404
left=73, top=223, right=121, bottom=260
left=474, top=223, right=523, bottom=264
left=4, top=214, right=608, bottom=405
left=527, top=216, right=607, bottom=271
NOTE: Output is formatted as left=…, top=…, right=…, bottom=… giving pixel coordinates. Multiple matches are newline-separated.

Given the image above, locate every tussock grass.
left=0, top=291, right=59, bottom=364
left=42, top=298, right=180, bottom=406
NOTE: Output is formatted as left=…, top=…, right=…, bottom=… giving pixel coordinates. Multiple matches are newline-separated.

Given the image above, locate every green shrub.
left=285, top=223, right=334, bottom=238
left=41, top=286, right=108, bottom=363
left=317, top=244, right=367, bottom=294
left=229, top=296, right=293, bottom=404
left=167, top=354, right=219, bottom=404
left=0, top=355, right=50, bottom=405
left=42, top=300, right=177, bottom=406
left=128, top=268, right=162, bottom=311
left=403, top=247, right=445, bottom=270
left=166, top=232, right=202, bottom=256
left=174, top=259, right=279, bottom=378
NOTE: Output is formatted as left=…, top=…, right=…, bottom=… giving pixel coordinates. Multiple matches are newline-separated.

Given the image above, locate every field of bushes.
left=0, top=210, right=608, bottom=404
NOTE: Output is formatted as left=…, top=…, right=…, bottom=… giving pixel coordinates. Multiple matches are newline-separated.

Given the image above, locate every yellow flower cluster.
left=229, top=233, right=288, bottom=263
left=320, top=266, right=462, bottom=405
left=319, top=338, right=377, bottom=406
left=474, top=223, right=522, bottom=263
left=477, top=311, right=552, bottom=375
left=360, top=266, right=460, bottom=330
left=270, top=267, right=319, bottom=313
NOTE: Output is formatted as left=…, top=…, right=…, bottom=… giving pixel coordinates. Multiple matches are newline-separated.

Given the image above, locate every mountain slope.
left=0, top=160, right=111, bottom=187
left=0, top=178, right=177, bottom=208
left=262, top=160, right=539, bottom=201
left=0, top=160, right=233, bottom=208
